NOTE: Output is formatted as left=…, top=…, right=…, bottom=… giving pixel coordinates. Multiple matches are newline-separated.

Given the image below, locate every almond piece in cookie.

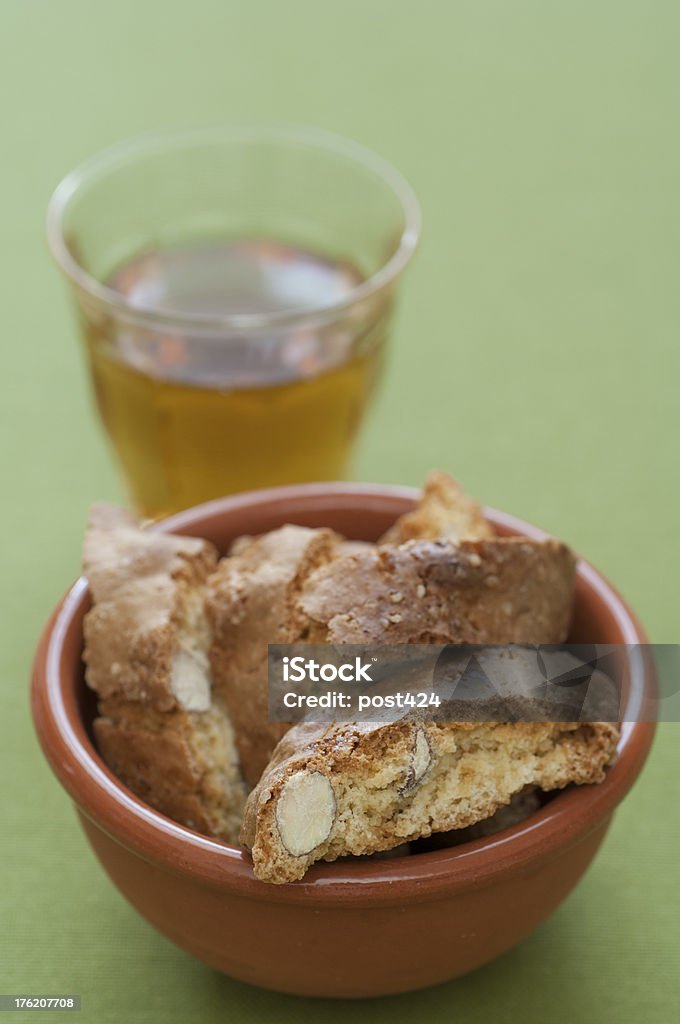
left=379, top=471, right=494, bottom=545
left=83, top=505, right=246, bottom=842
left=241, top=719, right=619, bottom=883
left=206, top=524, right=340, bottom=787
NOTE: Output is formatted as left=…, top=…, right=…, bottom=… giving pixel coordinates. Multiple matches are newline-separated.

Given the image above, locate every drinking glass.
left=47, top=125, right=420, bottom=518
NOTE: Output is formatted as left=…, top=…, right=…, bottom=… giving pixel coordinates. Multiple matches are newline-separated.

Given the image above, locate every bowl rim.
left=31, top=482, right=656, bottom=906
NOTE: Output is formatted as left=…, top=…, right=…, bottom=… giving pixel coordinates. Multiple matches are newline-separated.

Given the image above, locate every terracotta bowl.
left=31, top=484, right=655, bottom=998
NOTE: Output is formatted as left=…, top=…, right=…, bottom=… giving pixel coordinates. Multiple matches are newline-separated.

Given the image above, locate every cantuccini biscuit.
left=83, top=505, right=246, bottom=841
left=206, top=524, right=340, bottom=787
left=298, top=537, right=576, bottom=644
left=379, top=470, right=494, bottom=545
left=241, top=718, right=619, bottom=883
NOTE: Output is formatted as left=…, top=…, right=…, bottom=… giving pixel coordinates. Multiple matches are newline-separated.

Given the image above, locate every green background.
left=1, top=1, right=678, bottom=1021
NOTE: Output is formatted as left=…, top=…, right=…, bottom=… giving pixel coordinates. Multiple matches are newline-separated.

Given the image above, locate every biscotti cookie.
left=83, top=505, right=246, bottom=841
left=299, top=537, right=576, bottom=644
left=241, top=718, right=619, bottom=883
left=206, top=524, right=341, bottom=787
left=379, top=470, right=494, bottom=545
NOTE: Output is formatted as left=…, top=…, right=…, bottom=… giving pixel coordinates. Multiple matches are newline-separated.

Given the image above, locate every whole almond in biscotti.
left=83, top=505, right=246, bottom=842
left=241, top=718, right=619, bottom=883
left=206, top=524, right=341, bottom=788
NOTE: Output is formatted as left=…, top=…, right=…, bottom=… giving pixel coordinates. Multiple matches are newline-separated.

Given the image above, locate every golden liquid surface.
left=85, top=240, right=386, bottom=517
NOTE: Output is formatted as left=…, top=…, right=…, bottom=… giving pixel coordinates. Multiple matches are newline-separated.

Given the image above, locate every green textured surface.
left=1, top=1, right=679, bottom=1021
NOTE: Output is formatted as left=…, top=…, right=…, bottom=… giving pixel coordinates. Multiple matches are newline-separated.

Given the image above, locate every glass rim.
left=46, top=123, right=422, bottom=332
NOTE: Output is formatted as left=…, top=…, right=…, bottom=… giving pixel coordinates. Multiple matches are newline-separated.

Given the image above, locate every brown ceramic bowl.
left=31, top=484, right=655, bottom=998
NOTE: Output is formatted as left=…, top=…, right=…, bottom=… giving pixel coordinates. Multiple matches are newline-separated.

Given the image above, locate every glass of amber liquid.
left=47, top=126, right=420, bottom=517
